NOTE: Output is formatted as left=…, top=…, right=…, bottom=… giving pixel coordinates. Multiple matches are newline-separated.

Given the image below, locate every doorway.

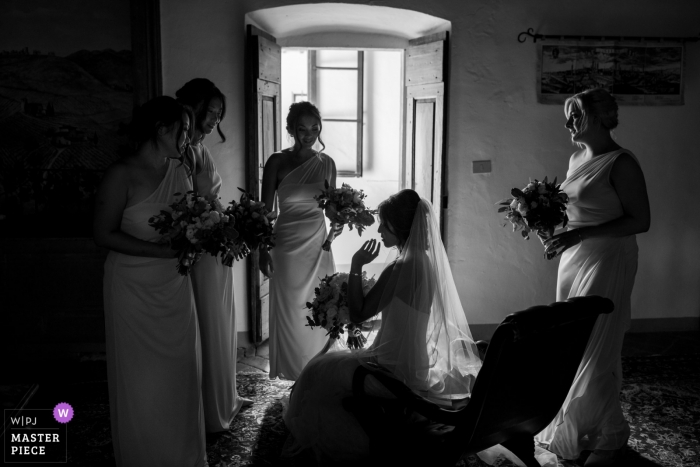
left=280, top=47, right=403, bottom=275
left=244, top=6, right=451, bottom=344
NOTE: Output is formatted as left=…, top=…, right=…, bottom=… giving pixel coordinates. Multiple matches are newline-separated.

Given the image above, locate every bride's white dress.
left=103, top=159, right=206, bottom=466
left=269, top=153, right=335, bottom=380
left=283, top=199, right=481, bottom=463
left=536, top=149, right=638, bottom=459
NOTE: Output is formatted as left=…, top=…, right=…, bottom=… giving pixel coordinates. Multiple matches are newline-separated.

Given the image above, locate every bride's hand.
left=351, top=239, right=381, bottom=268
left=543, top=229, right=583, bottom=260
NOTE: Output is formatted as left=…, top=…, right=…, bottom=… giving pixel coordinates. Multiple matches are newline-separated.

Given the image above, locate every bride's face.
left=378, top=219, right=400, bottom=248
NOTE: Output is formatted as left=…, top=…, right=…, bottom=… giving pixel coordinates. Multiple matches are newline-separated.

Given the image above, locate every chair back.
left=450, top=295, right=613, bottom=456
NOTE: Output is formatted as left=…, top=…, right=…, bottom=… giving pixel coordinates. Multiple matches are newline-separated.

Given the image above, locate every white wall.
left=161, top=0, right=700, bottom=333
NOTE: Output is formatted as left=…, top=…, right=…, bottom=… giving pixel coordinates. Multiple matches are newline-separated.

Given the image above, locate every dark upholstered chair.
left=344, top=295, right=614, bottom=467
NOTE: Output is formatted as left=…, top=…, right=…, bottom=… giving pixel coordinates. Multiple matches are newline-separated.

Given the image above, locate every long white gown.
left=269, top=153, right=335, bottom=380
left=189, top=142, right=245, bottom=432
left=536, top=149, right=638, bottom=459
left=103, top=158, right=207, bottom=466
left=283, top=199, right=482, bottom=464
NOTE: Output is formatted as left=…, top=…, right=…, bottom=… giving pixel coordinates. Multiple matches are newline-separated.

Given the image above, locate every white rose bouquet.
left=496, top=177, right=569, bottom=259
left=305, top=271, right=377, bottom=349
left=149, top=191, right=242, bottom=275
left=314, top=181, right=377, bottom=251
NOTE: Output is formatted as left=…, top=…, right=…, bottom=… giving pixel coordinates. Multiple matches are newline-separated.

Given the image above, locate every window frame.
left=308, top=50, right=364, bottom=177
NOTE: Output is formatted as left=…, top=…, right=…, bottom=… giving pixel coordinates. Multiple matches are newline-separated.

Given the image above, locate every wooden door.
left=245, top=25, right=281, bottom=344
left=402, top=32, right=448, bottom=231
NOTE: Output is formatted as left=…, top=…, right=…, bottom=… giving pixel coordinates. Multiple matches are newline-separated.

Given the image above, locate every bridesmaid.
left=175, top=78, right=252, bottom=432
left=94, top=96, right=207, bottom=466
left=259, top=101, right=342, bottom=380
left=537, top=88, right=650, bottom=467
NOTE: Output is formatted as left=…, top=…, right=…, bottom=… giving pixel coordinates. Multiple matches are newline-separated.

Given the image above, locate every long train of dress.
left=103, top=159, right=207, bottom=466
left=536, top=149, right=638, bottom=459
left=269, top=153, right=335, bottom=380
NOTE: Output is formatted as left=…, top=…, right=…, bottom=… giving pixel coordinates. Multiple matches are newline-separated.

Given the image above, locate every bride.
left=283, top=189, right=482, bottom=464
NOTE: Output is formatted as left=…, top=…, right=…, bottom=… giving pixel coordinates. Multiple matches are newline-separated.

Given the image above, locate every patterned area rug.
left=60, top=355, right=699, bottom=466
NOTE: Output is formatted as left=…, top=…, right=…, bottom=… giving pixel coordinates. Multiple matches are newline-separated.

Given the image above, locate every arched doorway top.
left=246, top=3, right=451, bottom=48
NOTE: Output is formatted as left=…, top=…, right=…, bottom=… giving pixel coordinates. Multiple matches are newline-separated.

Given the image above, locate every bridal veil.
left=361, top=198, right=481, bottom=401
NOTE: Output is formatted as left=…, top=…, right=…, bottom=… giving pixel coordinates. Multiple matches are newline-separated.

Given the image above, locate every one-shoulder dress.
left=536, top=149, right=639, bottom=459
left=269, top=153, right=336, bottom=380
left=189, top=142, right=247, bottom=432
left=103, top=159, right=206, bottom=466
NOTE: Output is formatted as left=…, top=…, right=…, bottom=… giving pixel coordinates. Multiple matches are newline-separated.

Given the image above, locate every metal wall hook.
left=517, top=28, right=538, bottom=43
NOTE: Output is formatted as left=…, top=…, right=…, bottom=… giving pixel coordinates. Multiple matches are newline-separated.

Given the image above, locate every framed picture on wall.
left=0, top=0, right=161, bottom=238
left=537, top=40, right=684, bottom=105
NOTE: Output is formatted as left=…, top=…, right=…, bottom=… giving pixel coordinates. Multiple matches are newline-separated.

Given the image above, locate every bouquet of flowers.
left=224, top=188, right=277, bottom=252
left=149, top=191, right=242, bottom=276
left=305, top=271, right=377, bottom=349
left=314, top=181, right=377, bottom=251
left=497, top=177, right=569, bottom=258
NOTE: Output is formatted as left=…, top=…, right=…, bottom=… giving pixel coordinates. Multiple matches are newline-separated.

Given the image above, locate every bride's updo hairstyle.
left=128, top=96, right=193, bottom=155
left=378, top=189, right=421, bottom=247
left=565, top=88, right=619, bottom=139
left=175, top=78, right=227, bottom=142
left=286, top=101, right=325, bottom=154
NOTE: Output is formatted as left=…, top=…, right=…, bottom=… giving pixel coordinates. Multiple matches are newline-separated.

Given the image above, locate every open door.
left=245, top=25, right=281, bottom=344
left=402, top=32, right=448, bottom=233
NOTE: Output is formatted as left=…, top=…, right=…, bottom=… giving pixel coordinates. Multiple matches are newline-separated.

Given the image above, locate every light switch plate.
left=473, top=160, right=492, bottom=173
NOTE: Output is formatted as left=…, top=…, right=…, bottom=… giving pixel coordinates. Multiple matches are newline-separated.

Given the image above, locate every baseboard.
left=469, top=324, right=500, bottom=342
left=470, top=317, right=699, bottom=342
left=237, top=331, right=256, bottom=354
left=9, top=318, right=694, bottom=364
left=628, top=317, right=699, bottom=333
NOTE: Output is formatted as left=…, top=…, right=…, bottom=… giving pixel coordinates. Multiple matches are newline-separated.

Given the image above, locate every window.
left=308, top=50, right=364, bottom=177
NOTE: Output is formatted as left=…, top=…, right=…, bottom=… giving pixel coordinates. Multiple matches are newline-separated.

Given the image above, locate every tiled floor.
left=236, top=330, right=700, bottom=374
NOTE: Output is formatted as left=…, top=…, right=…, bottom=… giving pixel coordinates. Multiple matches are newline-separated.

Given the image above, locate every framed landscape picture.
left=537, top=40, right=684, bottom=105
left=0, top=0, right=160, bottom=238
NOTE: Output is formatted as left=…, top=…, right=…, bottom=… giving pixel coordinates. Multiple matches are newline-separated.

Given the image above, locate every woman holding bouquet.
left=175, top=78, right=252, bottom=432
left=537, top=88, right=650, bottom=466
left=94, top=97, right=207, bottom=466
left=259, top=101, right=341, bottom=380
left=283, top=189, right=482, bottom=463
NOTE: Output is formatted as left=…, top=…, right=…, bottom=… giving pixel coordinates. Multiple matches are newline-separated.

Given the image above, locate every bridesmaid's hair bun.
left=286, top=101, right=325, bottom=153
left=378, top=189, right=421, bottom=245
left=566, top=88, right=619, bottom=131
left=175, top=78, right=227, bottom=141
left=129, top=96, right=189, bottom=147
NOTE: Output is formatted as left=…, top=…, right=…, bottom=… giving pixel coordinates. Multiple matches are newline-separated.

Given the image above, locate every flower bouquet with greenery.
left=314, top=181, right=377, bottom=251
left=149, top=191, right=241, bottom=275
left=305, top=271, right=376, bottom=349
left=497, top=177, right=569, bottom=259
left=224, top=188, right=277, bottom=253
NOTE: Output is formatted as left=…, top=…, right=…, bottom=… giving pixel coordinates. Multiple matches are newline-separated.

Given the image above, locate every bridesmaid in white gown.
left=537, top=89, right=650, bottom=467
left=259, top=101, right=341, bottom=380
left=176, top=78, right=252, bottom=432
left=94, top=97, right=207, bottom=466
